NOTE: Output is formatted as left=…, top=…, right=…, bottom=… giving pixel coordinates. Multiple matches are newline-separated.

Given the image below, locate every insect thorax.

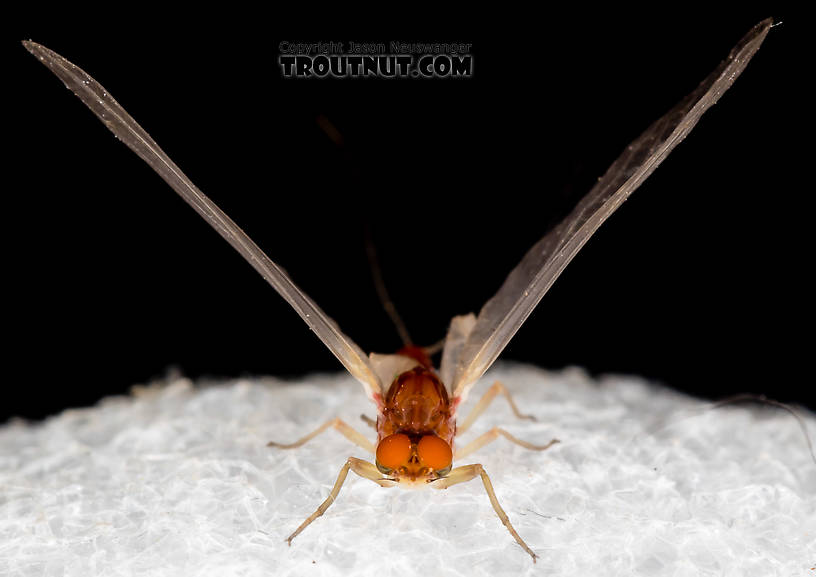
left=377, top=367, right=455, bottom=445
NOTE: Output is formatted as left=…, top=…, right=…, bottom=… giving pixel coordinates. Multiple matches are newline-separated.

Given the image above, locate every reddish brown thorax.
left=377, top=366, right=455, bottom=446
left=395, top=345, right=433, bottom=370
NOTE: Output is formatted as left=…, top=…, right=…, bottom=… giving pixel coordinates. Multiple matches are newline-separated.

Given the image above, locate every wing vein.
left=451, top=19, right=773, bottom=399
left=24, top=41, right=383, bottom=400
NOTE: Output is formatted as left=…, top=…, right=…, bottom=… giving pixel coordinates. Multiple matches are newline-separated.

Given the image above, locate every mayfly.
left=24, top=19, right=772, bottom=562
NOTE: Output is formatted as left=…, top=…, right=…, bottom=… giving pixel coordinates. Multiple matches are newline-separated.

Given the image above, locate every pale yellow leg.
left=267, top=417, right=375, bottom=454
left=432, top=464, right=537, bottom=563
left=359, top=414, right=377, bottom=429
left=455, top=426, right=559, bottom=460
left=457, top=381, right=536, bottom=436
left=285, top=457, right=394, bottom=544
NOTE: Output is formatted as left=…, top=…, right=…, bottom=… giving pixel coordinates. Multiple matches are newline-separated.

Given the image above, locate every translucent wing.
left=450, top=19, right=773, bottom=402
left=439, top=313, right=476, bottom=388
left=24, top=41, right=384, bottom=404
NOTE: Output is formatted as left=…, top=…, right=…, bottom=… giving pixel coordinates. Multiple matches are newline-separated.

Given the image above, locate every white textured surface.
left=1, top=364, right=814, bottom=576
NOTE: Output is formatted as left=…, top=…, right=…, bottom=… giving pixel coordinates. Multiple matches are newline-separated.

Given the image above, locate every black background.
left=6, top=12, right=811, bottom=423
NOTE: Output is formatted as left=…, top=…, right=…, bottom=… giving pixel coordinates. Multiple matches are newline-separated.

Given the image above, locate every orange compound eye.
left=417, top=435, right=452, bottom=471
left=376, top=433, right=412, bottom=470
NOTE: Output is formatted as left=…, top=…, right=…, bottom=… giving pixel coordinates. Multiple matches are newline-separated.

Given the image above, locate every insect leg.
left=421, top=337, right=446, bottom=356
left=457, top=381, right=537, bottom=435
left=268, top=418, right=375, bottom=454
left=285, top=457, right=393, bottom=545
left=455, top=427, right=559, bottom=460
left=359, top=414, right=377, bottom=429
left=432, top=464, right=537, bottom=562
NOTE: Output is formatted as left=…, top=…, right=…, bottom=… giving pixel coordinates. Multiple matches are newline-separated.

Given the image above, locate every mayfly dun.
left=24, top=19, right=773, bottom=562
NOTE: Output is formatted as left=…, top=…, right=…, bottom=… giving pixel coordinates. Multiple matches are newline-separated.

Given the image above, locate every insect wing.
left=23, top=41, right=384, bottom=403
left=450, top=19, right=773, bottom=402
left=439, top=313, right=476, bottom=389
